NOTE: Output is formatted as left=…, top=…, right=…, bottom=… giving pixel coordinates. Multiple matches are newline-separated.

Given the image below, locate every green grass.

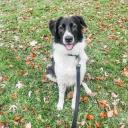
left=0, top=0, right=128, bottom=127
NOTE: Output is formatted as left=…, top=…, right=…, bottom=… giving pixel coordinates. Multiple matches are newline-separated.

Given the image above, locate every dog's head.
left=49, top=16, right=87, bottom=50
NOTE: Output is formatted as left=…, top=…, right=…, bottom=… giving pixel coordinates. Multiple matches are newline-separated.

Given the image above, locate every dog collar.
left=67, top=54, right=81, bottom=64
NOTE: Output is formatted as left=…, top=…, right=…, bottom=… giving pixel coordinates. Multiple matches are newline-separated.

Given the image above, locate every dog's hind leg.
left=82, top=82, right=92, bottom=95
left=46, top=57, right=57, bottom=83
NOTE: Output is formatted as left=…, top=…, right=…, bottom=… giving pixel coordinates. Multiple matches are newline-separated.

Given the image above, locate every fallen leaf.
left=16, top=55, right=21, bottom=61
left=111, top=92, right=118, bottom=98
left=80, top=96, right=89, bottom=103
left=122, top=67, right=128, bottom=77
left=99, top=112, right=107, bottom=119
left=0, top=76, right=2, bottom=82
left=114, top=79, right=124, bottom=87
left=46, top=125, right=51, bottom=128
left=86, top=34, right=94, bottom=44
left=19, top=70, right=28, bottom=76
left=2, top=75, right=8, bottom=82
left=86, top=114, right=94, bottom=120
left=95, top=122, right=101, bottom=128
left=16, top=81, right=24, bottom=89
left=98, top=100, right=109, bottom=108
left=0, top=112, right=4, bottom=115
left=42, top=74, right=48, bottom=83
left=56, top=120, right=63, bottom=126
left=42, top=35, right=50, bottom=42
left=113, top=105, right=118, bottom=116
left=120, top=123, right=125, bottom=128
left=0, top=122, right=5, bottom=128
left=13, top=114, right=22, bottom=123
left=78, top=120, right=86, bottom=126
left=8, top=64, right=13, bottom=68
left=9, top=105, right=17, bottom=113
left=30, top=40, right=37, bottom=46
left=11, top=92, right=18, bottom=100
left=43, top=96, right=50, bottom=103
left=28, top=91, right=32, bottom=98
left=95, top=76, right=106, bottom=81
left=25, top=122, right=31, bottom=128
left=108, top=34, right=118, bottom=40
left=30, top=52, right=36, bottom=58
left=107, top=110, right=113, bottom=118
left=25, top=57, right=31, bottom=65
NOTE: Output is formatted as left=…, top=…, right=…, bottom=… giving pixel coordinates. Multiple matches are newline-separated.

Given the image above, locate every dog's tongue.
left=65, top=44, right=74, bottom=50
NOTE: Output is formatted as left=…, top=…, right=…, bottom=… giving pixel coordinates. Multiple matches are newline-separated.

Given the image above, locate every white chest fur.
left=53, top=39, right=88, bottom=86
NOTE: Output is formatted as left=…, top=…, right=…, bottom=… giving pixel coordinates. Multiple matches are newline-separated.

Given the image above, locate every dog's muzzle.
left=64, top=36, right=74, bottom=50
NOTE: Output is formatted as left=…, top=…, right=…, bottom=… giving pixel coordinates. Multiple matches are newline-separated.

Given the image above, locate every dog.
left=47, top=16, right=92, bottom=110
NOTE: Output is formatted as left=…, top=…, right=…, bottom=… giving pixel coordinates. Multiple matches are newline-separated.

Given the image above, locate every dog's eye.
left=71, top=23, right=77, bottom=31
left=59, top=25, right=64, bottom=32
left=72, top=24, right=77, bottom=29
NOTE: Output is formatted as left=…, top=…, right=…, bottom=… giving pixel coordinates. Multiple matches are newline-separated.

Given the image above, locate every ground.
left=0, top=0, right=128, bottom=128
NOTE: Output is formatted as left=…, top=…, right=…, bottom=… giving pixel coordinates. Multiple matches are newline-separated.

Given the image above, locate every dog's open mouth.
left=64, top=44, right=74, bottom=50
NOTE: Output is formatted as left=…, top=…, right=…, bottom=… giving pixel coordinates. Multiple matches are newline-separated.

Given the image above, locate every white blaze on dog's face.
left=49, top=16, right=87, bottom=50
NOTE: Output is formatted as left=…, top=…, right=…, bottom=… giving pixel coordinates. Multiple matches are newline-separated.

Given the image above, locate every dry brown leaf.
left=42, top=74, right=48, bottom=83
left=25, top=58, right=31, bottom=65
left=19, top=70, right=28, bottom=76
left=122, top=67, right=128, bottom=77
left=95, top=122, right=101, bottom=128
left=1, top=75, right=8, bottom=82
left=42, top=35, right=51, bottom=42
left=16, top=55, right=21, bottom=61
left=11, top=92, right=18, bottom=100
left=56, top=120, right=63, bottom=126
left=86, top=34, right=94, bottom=44
left=114, top=79, right=124, bottom=87
left=99, top=112, right=107, bottom=119
left=86, top=114, right=94, bottom=120
left=0, top=112, right=4, bottom=115
left=98, top=100, right=109, bottom=108
left=46, top=125, right=51, bottom=128
left=95, top=76, right=106, bottom=81
left=113, top=105, right=118, bottom=116
left=13, top=114, right=22, bottom=123
left=80, top=96, right=89, bottom=103
left=108, top=34, right=118, bottom=40
left=30, top=52, right=36, bottom=58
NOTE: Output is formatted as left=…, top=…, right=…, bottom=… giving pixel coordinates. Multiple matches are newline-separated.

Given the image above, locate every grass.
left=0, top=0, right=128, bottom=127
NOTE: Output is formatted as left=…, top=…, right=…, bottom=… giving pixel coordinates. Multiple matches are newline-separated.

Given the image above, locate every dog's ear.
left=49, top=17, right=63, bottom=36
left=72, top=16, right=87, bottom=28
left=49, top=20, right=56, bottom=35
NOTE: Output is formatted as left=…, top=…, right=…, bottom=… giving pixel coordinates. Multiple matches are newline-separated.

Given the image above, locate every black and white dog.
left=47, top=16, right=92, bottom=110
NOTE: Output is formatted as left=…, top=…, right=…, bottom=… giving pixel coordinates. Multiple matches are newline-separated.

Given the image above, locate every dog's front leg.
left=57, top=84, right=66, bottom=110
left=71, top=85, right=77, bottom=110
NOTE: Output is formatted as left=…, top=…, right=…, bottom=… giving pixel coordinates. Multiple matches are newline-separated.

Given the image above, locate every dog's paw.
left=57, top=103, right=63, bottom=111
left=71, top=99, right=75, bottom=111
left=71, top=103, right=75, bottom=111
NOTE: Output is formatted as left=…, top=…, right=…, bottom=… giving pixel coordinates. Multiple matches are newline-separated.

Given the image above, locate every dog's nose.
left=65, top=36, right=73, bottom=43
